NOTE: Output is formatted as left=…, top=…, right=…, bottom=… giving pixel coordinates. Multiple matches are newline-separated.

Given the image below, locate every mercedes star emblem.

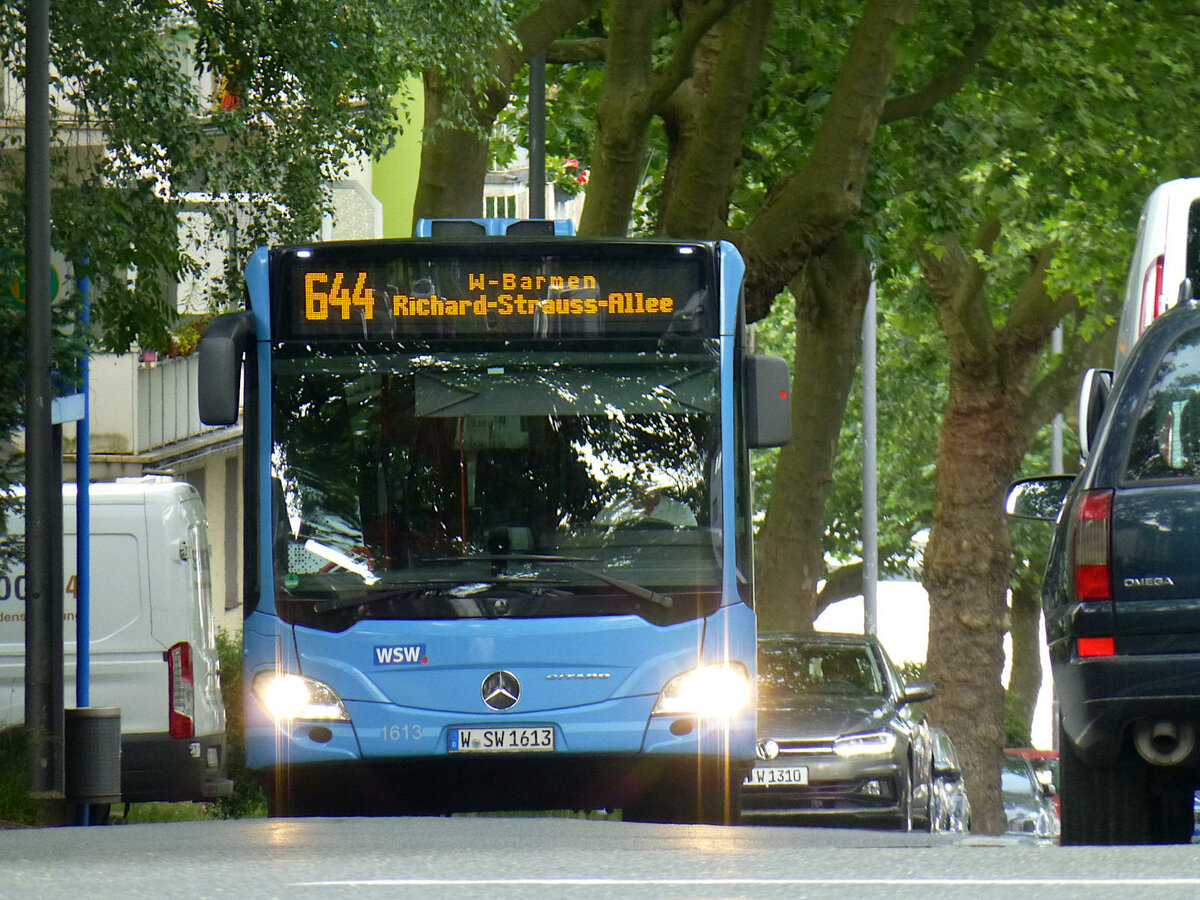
left=482, top=670, right=520, bottom=710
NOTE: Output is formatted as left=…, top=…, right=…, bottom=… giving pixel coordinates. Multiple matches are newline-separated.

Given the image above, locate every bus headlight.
left=252, top=671, right=350, bottom=722
left=833, top=730, right=896, bottom=757
left=652, top=663, right=751, bottom=718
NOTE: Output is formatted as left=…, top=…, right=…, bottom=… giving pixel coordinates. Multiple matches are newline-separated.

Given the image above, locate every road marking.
left=293, top=877, right=1200, bottom=888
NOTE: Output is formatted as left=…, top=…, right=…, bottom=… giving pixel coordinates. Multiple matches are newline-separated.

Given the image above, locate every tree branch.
left=921, top=229, right=995, bottom=357
left=1019, top=291, right=1120, bottom=444
left=815, top=561, right=865, bottom=619
left=739, top=0, right=917, bottom=316
left=1020, top=352, right=1082, bottom=448
left=649, top=0, right=746, bottom=111
left=545, top=37, right=607, bottom=63
left=880, top=23, right=992, bottom=124
left=505, top=0, right=607, bottom=77
left=1004, top=243, right=1062, bottom=340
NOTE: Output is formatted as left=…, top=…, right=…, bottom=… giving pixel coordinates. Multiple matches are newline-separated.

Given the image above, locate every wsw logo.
left=374, top=644, right=428, bottom=665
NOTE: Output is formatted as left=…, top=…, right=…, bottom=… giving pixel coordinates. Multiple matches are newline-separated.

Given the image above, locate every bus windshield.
left=271, top=345, right=723, bottom=628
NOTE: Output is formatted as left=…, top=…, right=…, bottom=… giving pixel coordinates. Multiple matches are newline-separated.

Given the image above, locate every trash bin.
left=64, top=707, right=121, bottom=804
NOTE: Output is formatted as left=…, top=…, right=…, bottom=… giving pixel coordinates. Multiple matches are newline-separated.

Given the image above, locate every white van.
left=1115, top=177, right=1200, bottom=371
left=0, top=477, right=232, bottom=805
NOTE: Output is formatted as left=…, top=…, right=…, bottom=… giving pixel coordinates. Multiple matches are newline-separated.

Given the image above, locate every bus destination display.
left=275, top=242, right=714, bottom=340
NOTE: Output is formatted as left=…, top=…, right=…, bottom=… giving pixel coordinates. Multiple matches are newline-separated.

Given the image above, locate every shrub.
left=210, top=627, right=267, bottom=819
left=0, top=726, right=38, bottom=828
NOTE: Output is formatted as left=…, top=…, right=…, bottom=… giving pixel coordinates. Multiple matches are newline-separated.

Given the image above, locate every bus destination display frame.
left=271, top=239, right=718, bottom=342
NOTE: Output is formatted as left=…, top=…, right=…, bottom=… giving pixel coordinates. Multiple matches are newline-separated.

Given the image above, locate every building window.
left=485, top=194, right=517, bottom=219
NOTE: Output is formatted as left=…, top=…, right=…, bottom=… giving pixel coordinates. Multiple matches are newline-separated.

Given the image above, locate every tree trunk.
left=923, top=376, right=1027, bottom=834
left=412, top=1, right=606, bottom=227
left=755, top=237, right=872, bottom=632
left=919, top=230, right=1077, bottom=833
left=411, top=73, right=490, bottom=222
left=577, top=0, right=671, bottom=236
left=738, top=0, right=915, bottom=320
left=658, top=0, right=773, bottom=238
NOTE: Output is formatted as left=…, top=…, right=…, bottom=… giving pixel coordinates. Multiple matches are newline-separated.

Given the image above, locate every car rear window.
left=1125, top=327, right=1200, bottom=481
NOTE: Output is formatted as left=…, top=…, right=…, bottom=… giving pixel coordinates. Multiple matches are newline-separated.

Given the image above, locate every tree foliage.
left=860, top=0, right=1200, bottom=832
left=0, top=0, right=508, bottom=556
left=446, top=0, right=1200, bottom=832
left=0, top=0, right=506, bottom=350
left=411, top=0, right=603, bottom=223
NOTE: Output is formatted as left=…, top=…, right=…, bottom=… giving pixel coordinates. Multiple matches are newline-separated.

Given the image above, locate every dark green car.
left=1008, top=301, right=1200, bottom=845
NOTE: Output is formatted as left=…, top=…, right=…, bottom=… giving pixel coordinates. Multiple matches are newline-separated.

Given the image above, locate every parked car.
left=740, top=632, right=936, bottom=830
left=1008, top=747, right=1060, bottom=820
left=1003, top=751, right=1060, bottom=840
left=929, top=727, right=971, bottom=832
left=1007, top=300, right=1200, bottom=845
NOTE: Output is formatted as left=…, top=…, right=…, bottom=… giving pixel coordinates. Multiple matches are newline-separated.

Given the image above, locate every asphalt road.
left=1, top=816, right=1198, bottom=899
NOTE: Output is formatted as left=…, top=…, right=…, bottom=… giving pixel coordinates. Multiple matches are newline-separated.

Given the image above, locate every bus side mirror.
left=1077, top=367, right=1112, bottom=462
left=746, top=353, right=791, bottom=448
left=198, top=310, right=255, bottom=426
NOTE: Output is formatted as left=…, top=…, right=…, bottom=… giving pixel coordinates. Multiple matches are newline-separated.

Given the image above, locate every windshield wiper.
left=301, top=585, right=444, bottom=614
left=300, top=577, right=573, bottom=614
left=434, top=553, right=674, bottom=610
left=555, top=562, right=673, bottom=609
left=424, top=553, right=595, bottom=564
left=294, top=555, right=672, bottom=613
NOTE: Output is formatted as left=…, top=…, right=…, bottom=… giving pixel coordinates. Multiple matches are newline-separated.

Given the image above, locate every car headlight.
left=833, top=730, right=896, bottom=757
left=652, top=662, right=752, bottom=718
left=252, top=670, right=350, bottom=721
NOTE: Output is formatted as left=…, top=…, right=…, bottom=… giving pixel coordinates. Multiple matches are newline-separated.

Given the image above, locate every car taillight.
left=1140, top=254, right=1165, bottom=332
left=1072, top=489, right=1113, bottom=601
left=1076, top=636, right=1116, bottom=657
left=166, top=641, right=195, bottom=739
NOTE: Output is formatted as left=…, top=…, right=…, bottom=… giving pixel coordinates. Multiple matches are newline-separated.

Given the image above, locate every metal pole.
left=862, top=277, right=878, bottom=636
left=1049, top=323, right=1064, bottom=753
left=77, top=271, right=90, bottom=708
left=1051, top=326, right=1064, bottom=475
left=24, top=0, right=65, bottom=799
left=529, top=53, right=546, bottom=219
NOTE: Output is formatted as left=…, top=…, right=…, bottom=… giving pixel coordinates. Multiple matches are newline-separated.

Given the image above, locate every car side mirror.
left=1078, top=367, right=1113, bottom=461
left=933, top=759, right=962, bottom=779
left=1005, top=475, right=1074, bottom=522
left=899, top=681, right=935, bottom=706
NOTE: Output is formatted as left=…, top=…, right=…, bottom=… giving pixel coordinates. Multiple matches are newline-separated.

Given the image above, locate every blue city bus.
left=197, top=220, right=790, bottom=822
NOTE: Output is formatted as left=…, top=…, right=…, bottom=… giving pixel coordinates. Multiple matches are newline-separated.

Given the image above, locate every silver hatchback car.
left=740, top=632, right=936, bottom=830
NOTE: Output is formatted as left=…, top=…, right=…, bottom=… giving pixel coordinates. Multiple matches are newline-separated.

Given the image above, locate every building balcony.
left=82, top=353, right=240, bottom=477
